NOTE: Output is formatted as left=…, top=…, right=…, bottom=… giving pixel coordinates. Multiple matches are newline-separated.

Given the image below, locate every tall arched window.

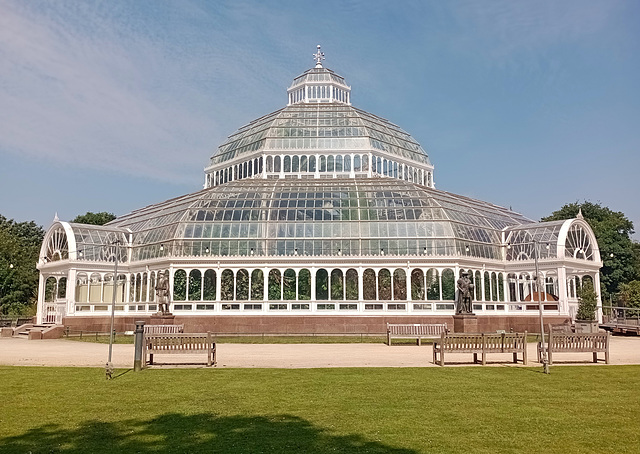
left=393, top=269, right=407, bottom=300
left=344, top=155, right=351, bottom=172
left=274, top=156, right=281, bottom=173
left=319, top=156, right=326, bottom=172
left=498, top=274, right=505, bottom=301
left=284, top=156, right=291, bottom=172
left=45, top=277, right=57, bottom=302
left=378, top=269, right=391, bottom=300
left=221, top=270, right=234, bottom=300
left=300, top=155, right=308, bottom=172
left=292, top=155, right=300, bottom=172
left=354, top=155, right=361, bottom=172
left=335, top=155, right=343, bottom=172
left=345, top=269, right=358, bottom=300
left=484, top=271, right=491, bottom=301
left=266, top=156, right=273, bottom=172
left=363, top=269, right=376, bottom=300
left=327, top=155, right=335, bottom=172
left=298, top=269, right=311, bottom=300
left=491, top=272, right=498, bottom=302
left=141, top=273, right=148, bottom=302
left=411, top=269, right=425, bottom=300
left=236, top=269, right=249, bottom=300
left=283, top=269, right=296, bottom=300
left=89, top=273, right=102, bottom=303
left=474, top=271, right=482, bottom=301
left=251, top=270, right=264, bottom=300
left=442, top=269, right=455, bottom=300
left=173, top=270, right=187, bottom=301
left=331, top=269, right=344, bottom=300
left=75, top=273, right=88, bottom=302
left=268, top=269, right=281, bottom=300
left=426, top=269, right=439, bottom=300
left=203, top=270, right=216, bottom=301
left=188, top=270, right=202, bottom=301
left=309, top=155, right=316, bottom=172
left=57, top=277, right=67, bottom=300
left=316, top=269, right=328, bottom=300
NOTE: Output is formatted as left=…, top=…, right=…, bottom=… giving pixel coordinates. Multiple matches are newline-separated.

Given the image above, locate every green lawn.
left=1, top=365, right=638, bottom=453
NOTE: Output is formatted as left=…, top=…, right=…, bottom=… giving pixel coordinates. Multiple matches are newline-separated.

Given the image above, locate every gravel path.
left=1, top=336, right=639, bottom=369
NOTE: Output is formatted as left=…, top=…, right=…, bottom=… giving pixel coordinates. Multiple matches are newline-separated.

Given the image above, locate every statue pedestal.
left=453, top=314, right=478, bottom=333
left=150, top=314, right=175, bottom=325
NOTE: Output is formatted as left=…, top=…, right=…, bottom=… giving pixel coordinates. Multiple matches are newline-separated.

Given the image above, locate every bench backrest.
left=484, top=332, right=527, bottom=350
left=387, top=323, right=448, bottom=336
left=548, top=332, right=608, bottom=351
left=144, top=324, right=184, bottom=335
left=440, top=333, right=484, bottom=350
left=440, top=332, right=526, bottom=351
left=145, top=332, right=212, bottom=351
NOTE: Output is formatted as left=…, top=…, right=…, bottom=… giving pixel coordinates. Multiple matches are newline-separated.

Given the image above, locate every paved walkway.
left=1, top=336, right=639, bottom=369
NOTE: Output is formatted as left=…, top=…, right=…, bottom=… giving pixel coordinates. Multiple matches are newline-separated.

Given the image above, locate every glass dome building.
left=36, top=49, right=602, bottom=333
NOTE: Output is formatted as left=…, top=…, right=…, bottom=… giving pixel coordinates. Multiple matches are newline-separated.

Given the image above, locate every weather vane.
left=313, top=45, right=325, bottom=68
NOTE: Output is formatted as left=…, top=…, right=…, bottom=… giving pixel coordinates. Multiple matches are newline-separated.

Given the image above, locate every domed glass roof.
left=209, top=103, right=431, bottom=167
left=108, top=178, right=532, bottom=262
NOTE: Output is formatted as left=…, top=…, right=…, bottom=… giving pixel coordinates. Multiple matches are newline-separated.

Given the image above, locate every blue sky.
left=1, top=0, right=639, bottom=238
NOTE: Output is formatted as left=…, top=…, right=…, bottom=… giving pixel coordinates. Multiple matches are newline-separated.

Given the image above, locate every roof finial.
left=577, top=208, right=584, bottom=219
left=313, top=44, right=325, bottom=68
left=53, top=212, right=59, bottom=222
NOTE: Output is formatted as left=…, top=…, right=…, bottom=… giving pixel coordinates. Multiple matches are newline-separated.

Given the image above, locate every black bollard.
left=133, top=321, right=145, bottom=371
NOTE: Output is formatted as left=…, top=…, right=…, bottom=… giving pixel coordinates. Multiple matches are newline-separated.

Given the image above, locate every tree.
left=0, top=215, right=45, bottom=315
left=71, top=212, right=116, bottom=225
left=618, top=280, right=640, bottom=313
left=541, top=202, right=638, bottom=296
left=576, top=279, right=598, bottom=321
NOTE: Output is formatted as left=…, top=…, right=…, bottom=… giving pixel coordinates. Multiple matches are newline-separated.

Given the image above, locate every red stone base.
left=62, top=314, right=570, bottom=335
left=453, top=314, right=478, bottom=333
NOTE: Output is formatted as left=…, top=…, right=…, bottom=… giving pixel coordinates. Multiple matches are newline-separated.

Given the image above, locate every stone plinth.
left=149, top=314, right=175, bottom=325
left=453, top=314, right=478, bottom=333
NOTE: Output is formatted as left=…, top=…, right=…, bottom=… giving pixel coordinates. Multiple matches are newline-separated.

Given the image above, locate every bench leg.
left=513, top=352, right=517, bottom=364
left=149, top=353, right=154, bottom=365
left=593, top=352, right=598, bottom=363
left=605, top=349, right=609, bottom=365
left=482, top=351, right=486, bottom=366
left=523, top=347, right=528, bottom=366
left=473, top=353, right=478, bottom=364
left=548, top=351, right=553, bottom=366
left=417, top=338, right=421, bottom=346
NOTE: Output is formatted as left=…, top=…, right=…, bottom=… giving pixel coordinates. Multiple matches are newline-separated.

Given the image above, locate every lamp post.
left=106, top=239, right=120, bottom=379
left=508, top=240, right=550, bottom=374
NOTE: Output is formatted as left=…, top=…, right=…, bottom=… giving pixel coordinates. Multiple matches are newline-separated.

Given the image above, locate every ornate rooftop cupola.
left=287, top=45, right=351, bottom=106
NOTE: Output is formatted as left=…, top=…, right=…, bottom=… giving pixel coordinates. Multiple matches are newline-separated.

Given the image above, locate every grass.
left=1, top=365, right=639, bottom=453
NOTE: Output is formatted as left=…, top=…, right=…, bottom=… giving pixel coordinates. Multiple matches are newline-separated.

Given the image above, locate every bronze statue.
left=155, top=271, right=171, bottom=315
left=456, top=272, right=474, bottom=314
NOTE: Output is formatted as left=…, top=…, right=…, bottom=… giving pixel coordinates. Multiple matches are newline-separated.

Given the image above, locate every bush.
left=576, top=280, right=598, bottom=321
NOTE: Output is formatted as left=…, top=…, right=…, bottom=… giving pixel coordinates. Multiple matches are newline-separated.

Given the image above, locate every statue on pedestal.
left=456, top=272, right=474, bottom=314
left=155, top=271, right=171, bottom=315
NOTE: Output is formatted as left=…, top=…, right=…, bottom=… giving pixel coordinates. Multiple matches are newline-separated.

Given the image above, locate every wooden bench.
left=538, top=331, right=609, bottom=365
left=387, top=323, right=449, bottom=345
left=144, top=332, right=216, bottom=367
left=433, top=332, right=528, bottom=366
left=143, top=324, right=184, bottom=335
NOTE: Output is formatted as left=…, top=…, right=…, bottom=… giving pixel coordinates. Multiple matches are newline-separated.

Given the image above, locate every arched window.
left=335, top=155, right=343, bottom=172
left=236, top=269, right=249, bottom=300
left=283, top=269, right=296, bottom=300
left=268, top=269, right=281, bottom=300
left=344, top=155, right=351, bottom=172
left=135, top=274, right=142, bottom=302
left=274, top=156, right=281, bottom=173
left=316, top=269, right=328, bottom=300
left=378, top=269, right=392, bottom=300
left=327, top=155, right=335, bottom=172
left=393, top=269, right=407, bottom=300
left=266, top=156, right=273, bottom=172
left=203, top=270, right=216, bottom=301
left=292, top=155, right=300, bottom=172
left=442, top=269, right=455, bottom=300
left=331, top=269, right=344, bottom=300
left=484, top=271, right=491, bottom=301
left=363, top=269, right=376, bottom=300
left=411, top=269, right=425, bottom=300
left=284, top=155, right=291, bottom=172
left=545, top=276, right=558, bottom=300
left=300, top=155, right=308, bottom=172
left=309, top=155, right=316, bottom=172
left=354, top=155, right=361, bottom=172
left=89, top=273, right=102, bottom=303
left=248, top=160, right=253, bottom=177
left=221, top=270, right=234, bottom=300
left=75, top=273, right=88, bottom=302
left=491, top=272, right=498, bottom=302
left=475, top=271, right=482, bottom=301
left=140, top=273, right=148, bottom=302
left=519, top=274, right=530, bottom=301
left=57, top=277, right=67, bottom=300
left=345, top=269, right=358, bottom=300
left=173, top=270, right=187, bottom=301
left=362, top=154, right=369, bottom=171
left=298, top=269, right=311, bottom=300
left=507, top=273, right=517, bottom=302
left=319, top=156, right=326, bottom=172
left=383, top=160, right=388, bottom=176
left=45, top=277, right=57, bottom=302
left=426, top=269, right=439, bottom=300
left=498, top=274, right=505, bottom=301
left=188, top=270, right=202, bottom=301
left=251, top=270, right=263, bottom=300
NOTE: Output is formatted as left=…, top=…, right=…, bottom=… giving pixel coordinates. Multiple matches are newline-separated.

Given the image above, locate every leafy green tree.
left=71, top=212, right=116, bottom=225
left=618, top=280, right=640, bottom=312
left=576, top=279, right=598, bottom=321
left=541, top=202, right=638, bottom=296
left=0, top=215, right=45, bottom=315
